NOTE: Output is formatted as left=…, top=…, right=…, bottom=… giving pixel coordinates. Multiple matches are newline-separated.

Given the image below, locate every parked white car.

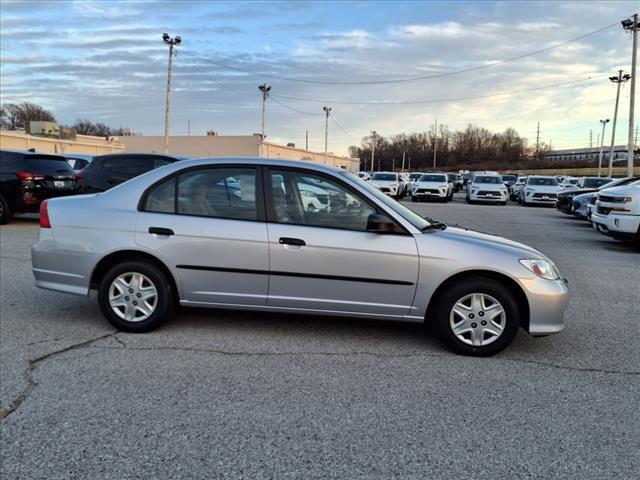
left=369, top=172, right=404, bottom=199
left=591, top=181, right=640, bottom=243
left=520, top=176, right=560, bottom=207
left=411, top=173, right=453, bottom=202
left=466, top=175, right=508, bottom=205
left=406, top=172, right=424, bottom=193
left=510, top=176, right=527, bottom=200
left=559, top=177, right=578, bottom=191
left=357, top=171, right=371, bottom=181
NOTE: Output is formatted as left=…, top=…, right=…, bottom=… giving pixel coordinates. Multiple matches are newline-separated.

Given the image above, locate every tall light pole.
left=622, top=14, right=639, bottom=176
left=258, top=84, right=271, bottom=141
left=323, top=106, right=331, bottom=164
left=608, top=71, right=631, bottom=177
left=370, top=130, right=377, bottom=171
left=162, top=33, right=181, bottom=154
left=598, top=119, right=610, bottom=177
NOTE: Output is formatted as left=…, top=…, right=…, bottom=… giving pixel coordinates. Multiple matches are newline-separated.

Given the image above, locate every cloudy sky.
left=1, top=0, right=637, bottom=155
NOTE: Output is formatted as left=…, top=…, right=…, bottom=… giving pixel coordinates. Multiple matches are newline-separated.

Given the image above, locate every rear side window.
left=0, top=152, right=23, bottom=171
left=24, top=156, right=74, bottom=174
left=142, top=167, right=258, bottom=221
left=102, top=157, right=156, bottom=177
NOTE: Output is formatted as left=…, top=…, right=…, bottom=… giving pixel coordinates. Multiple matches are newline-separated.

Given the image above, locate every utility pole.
left=258, top=84, right=271, bottom=141
left=608, top=70, right=631, bottom=177
left=598, top=119, right=610, bottom=177
left=433, top=119, right=438, bottom=168
left=535, top=121, right=540, bottom=159
left=401, top=150, right=406, bottom=172
left=622, top=14, right=639, bottom=176
left=187, top=119, right=191, bottom=136
left=305, top=130, right=308, bottom=150
left=323, top=106, right=331, bottom=164
left=370, top=131, right=377, bottom=171
left=162, top=33, right=181, bottom=154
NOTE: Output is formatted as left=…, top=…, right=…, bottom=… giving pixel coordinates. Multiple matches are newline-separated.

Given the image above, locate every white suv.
left=591, top=181, right=640, bottom=243
left=521, top=176, right=559, bottom=207
left=466, top=175, right=508, bottom=205
left=369, top=172, right=404, bottom=199
left=411, top=173, right=452, bottom=202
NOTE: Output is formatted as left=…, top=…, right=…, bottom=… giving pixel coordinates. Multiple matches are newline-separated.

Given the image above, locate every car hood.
left=597, top=184, right=639, bottom=196
left=432, top=226, right=548, bottom=261
left=471, top=183, right=505, bottom=190
left=558, top=188, right=597, bottom=197
left=415, top=181, right=447, bottom=188
left=573, top=192, right=595, bottom=203
left=370, top=180, right=397, bottom=187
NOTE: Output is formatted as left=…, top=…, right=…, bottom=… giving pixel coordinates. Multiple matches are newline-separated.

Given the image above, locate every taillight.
left=39, top=200, right=51, bottom=228
left=16, top=171, right=45, bottom=182
left=74, top=171, right=84, bottom=181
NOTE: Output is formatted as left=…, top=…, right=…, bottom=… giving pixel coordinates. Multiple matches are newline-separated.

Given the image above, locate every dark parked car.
left=75, top=153, right=184, bottom=194
left=556, top=176, right=613, bottom=215
left=0, top=149, right=76, bottom=224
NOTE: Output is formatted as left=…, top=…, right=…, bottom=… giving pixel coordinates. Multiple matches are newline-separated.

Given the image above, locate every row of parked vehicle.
left=0, top=149, right=183, bottom=224
left=556, top=175, right=640, bottom=244
left=357, top=171, right=464, bottom=202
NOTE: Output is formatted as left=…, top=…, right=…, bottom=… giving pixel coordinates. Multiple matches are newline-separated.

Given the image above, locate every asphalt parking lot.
left=1, top=192, right=639, bottom=480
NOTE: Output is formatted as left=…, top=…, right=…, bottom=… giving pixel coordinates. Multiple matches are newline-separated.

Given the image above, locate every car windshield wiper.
left=422, top=217, right=447, bottom=231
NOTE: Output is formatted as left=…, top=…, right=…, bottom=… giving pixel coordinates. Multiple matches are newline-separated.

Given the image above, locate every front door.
left=265, top=168, right=419, bottom=317
left=136, top=166, right=269, bottom=306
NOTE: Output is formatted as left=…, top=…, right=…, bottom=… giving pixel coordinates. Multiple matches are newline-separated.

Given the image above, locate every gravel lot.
left=1, top=193, right=639, bottom=480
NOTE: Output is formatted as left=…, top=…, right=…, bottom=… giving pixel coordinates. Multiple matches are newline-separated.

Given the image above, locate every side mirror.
left=366, top=213, right=402, bottom=234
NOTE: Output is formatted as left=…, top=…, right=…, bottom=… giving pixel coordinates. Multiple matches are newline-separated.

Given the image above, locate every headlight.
left=519, top=259, right=560, bottom=280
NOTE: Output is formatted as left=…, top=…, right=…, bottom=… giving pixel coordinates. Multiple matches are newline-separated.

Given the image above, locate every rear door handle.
left=279, top=237, right=306, bottom=246
left=149, top=227, right=174, bottom=236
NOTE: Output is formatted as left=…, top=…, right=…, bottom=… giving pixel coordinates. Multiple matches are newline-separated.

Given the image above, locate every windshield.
left=501, top=175, right=517, bottom=182
left=528, top=177, right=558, bottom=186
left=584, top=178, right=612, bottom=188
left=343, top=172, right=430, bottom=230
left=420, top=174, right=447, bottom=182
left=371, top=173, right=397, bottom=181
left=473, top=176, right=503, bottom=184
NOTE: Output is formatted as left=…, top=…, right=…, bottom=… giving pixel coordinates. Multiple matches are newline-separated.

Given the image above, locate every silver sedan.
left=31, top=158, right=569, bottom=356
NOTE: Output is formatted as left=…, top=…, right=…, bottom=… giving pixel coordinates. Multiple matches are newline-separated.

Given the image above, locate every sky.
left=1, top=0, right=638, bottom=156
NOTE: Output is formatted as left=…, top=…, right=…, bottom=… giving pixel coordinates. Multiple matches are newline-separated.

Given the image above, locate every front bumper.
left=520, top=276, right=569, bottom=336
left=469, top=192, right=508, bottom=202
left=412, top=190, right=447, bottom=199
left=524, top=195, right=557, bottom=205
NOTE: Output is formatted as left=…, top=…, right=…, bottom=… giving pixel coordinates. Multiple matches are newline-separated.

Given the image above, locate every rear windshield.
left=528, top=177, right=558, bottom=186
left=24, top=156, right=74, bottom=174
left=371, top=173, right=397, bottom=181
left=420, top=174, right=447, bottom=182
left=584, top=178, right=612, bottom=188
left=474, top=176, right=502, bottom=184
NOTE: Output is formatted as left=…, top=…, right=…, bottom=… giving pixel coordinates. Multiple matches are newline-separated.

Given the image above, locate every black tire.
left=431, top=277, right=520, bottom=356
left=411, top=196, right=417, bottom=202
left=98, top=260, right=176, bottom=333
left=0, top=195, right=11, bottom=225
left=501, top=201, right=507, bottom=206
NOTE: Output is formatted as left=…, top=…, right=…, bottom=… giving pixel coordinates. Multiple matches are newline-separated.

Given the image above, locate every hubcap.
left=108, top=272, right=158, bottom=322
left=449, top=293, right=506, bottom=347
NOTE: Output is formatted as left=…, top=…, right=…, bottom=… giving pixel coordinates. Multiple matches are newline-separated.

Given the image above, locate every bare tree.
left=0, top=102, right=56, bottom=130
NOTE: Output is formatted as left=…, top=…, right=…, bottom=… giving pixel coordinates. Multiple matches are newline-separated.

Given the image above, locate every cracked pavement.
left=1, top=196, right=639, bottom=479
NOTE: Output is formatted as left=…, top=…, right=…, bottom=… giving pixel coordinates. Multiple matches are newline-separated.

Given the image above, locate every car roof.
left=0, top=148, right=66, bottom=158
left=153, top=156, right=348, bottom=175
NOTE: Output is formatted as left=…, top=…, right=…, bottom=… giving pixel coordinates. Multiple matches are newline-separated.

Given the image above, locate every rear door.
left=265, top=168, right=419, bottom=317
left=136, top=165, right=269, bottom=306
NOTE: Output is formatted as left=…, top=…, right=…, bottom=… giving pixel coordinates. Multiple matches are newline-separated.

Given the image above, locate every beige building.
left=118, top=134, right=359, bottom=171
left=0, top=130, right=124, bottom=155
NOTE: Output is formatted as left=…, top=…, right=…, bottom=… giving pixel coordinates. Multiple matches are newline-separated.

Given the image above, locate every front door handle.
left=279, top=237, right=306, bottom=246
left=149, top=227, right=174, bottom=236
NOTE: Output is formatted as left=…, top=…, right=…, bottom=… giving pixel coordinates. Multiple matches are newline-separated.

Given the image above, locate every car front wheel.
left=98, top=260, right=176, bottom=332
left=432, top=277, right=520, bottom=356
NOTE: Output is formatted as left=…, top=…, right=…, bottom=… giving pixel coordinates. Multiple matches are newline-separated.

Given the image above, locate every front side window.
left=270, top=170, right=375, bottom=231
left=143, top=167, right=257, bottom=221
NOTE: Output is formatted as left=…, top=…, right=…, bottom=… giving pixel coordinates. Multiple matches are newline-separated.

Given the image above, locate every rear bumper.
left=521, top=277, right=569, bottom=336
left=31, top=230, right=95, bottom=296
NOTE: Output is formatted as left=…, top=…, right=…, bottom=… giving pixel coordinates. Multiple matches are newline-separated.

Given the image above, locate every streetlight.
left=607, top=71, right=631, bottom=177
left=258, top=84, right=271, bottom=141
left=162, top=33, right=181, bottom=154
left=621, top=14, right=638, bottom=176
left=598, top=119, right=610, bottom=177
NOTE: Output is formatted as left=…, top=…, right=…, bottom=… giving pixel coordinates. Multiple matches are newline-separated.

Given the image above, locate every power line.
left=330, top=114, right=361, bottom=141
left=270, top=77, right=595, bottom=105
left=269, top=95, right=318, bottom=116
left=179, top=21, right=618, bottom=85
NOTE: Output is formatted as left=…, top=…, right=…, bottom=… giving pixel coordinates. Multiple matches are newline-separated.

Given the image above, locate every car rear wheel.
left=98, top=260, right=175, bottom=332
left=432, top=277, right=520, bottom=356
left=0, top=195, right=11, bottom=225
